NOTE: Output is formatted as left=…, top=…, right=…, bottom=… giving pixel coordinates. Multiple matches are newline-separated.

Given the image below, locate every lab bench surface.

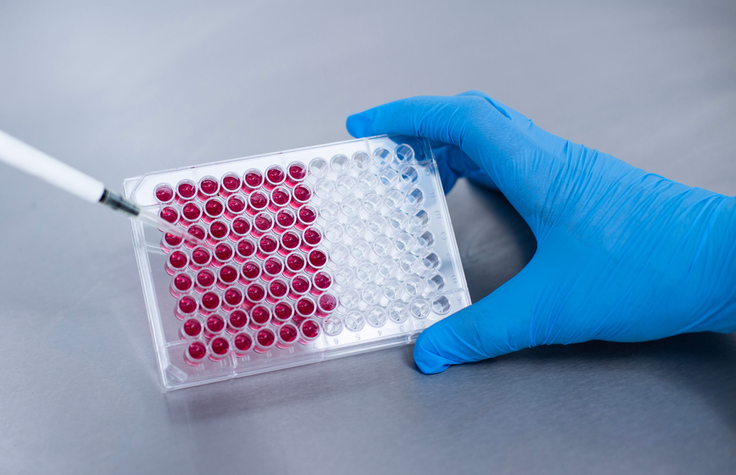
left=0, top=1, right=734, bottom=474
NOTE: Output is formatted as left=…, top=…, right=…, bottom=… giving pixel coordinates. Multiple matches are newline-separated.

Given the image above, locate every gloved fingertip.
left=413, top=333, right=452, bottom=374
left=346, top=111, right=374, bottom=138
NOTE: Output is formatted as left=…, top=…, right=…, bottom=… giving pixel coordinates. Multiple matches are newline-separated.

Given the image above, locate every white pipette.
left=0, top=129, right=209, bottom=248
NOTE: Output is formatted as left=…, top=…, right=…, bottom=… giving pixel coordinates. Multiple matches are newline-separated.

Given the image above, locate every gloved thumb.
left=413, top=270, right=537, bottom=374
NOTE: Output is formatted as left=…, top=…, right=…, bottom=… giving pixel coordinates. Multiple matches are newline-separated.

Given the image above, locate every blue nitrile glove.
left=346, top=91, right=736, bottom=374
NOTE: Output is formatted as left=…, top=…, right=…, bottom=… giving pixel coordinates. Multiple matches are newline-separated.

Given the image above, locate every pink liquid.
left=247, top=283, right=266, bottom=302
left=296, top=297, right=316, bottom=317
left=279, top=324, right=298, bottom=343
left=291, top=275, right=310, bottom=294
left=210, top=337, right=229, bottom=357
left=191, top=247, right=212, bottom=266
left=183, top=318, right=202, bottom=337
left=219, top=265, right=238, bottom=285
left=197, top=269, right=215, bottom=288
left=200, top=178, right=219, bottom=195
left=277, top=209, right=296, bottom=228
left=301, top=320, right=320, bottom=339
left=271, top=187, right=290, bottom=207
left=256, top=328, right=275, bottom=347
left=266, top=166, right=285, bottom=185
left=215, top=243, right=234, bottom=261
left=173, top=273, right=193, bottom=292
left=224, top=288, right=243, bottom=306
left=231, top=217, right=251, bottom=236
left=177, top=182, right=196, bottom=200
left=160, top=207, right=179, bottom=224
left=205, top=199, right=225, bottom=218
left=293, top=184, right=311, bottom=202
left=188, top=341, right=206, bottom=360
left=155, top=184, right=174, bottom=203
left=269, top=280, right=288, bottom=298
left=227, top=196, right=246, bottom=214
left=280, top=231, right=300, bottom=251
left=313, top=271, right=332, bottom=290
left=229, top=310, right=248, bottom=329
left=188, top=225, right=206, bottom=241
left=178, top=296, right=197, bottom=315
left=169, top=251, right=188, bottom=270
left=236, top=238, right=256, bottom=259
left=241, top=261, right=261, bottom=280
left=206, top=314, right=225, bottom=333
left=234, top=333, right=252, bottom=352
left=319, top=293, right=337, bottom=312
left=264, top=257, right=283, bottom=276
left=251, top=305, right=270, bottom=325
left=288, top=162, right=307, bottom=181
left=303, top=227, right=322, bottom=246
left=244, top=170, right=263, bottom=188
left=182, top=203, right=202, bottom=221
left=298, top=206, right=316, bottom=225
left=274, top=302, right=293, bottom=321
left=201, top=292, right=221, bottom=311
left=259, top=235, right=278, bottom=254
left=164, top=233, right=183, bottom=247
left=308, top=249, right=327, bottom=268
left=249, top=192, right=268, bottom=210
left=222, top=175, right=241, bottom=192
left=209, top=221, right=228, bottom=240
left=254, top=213, right=274, bottom=233
left=286, top=253, right=306, bottom=273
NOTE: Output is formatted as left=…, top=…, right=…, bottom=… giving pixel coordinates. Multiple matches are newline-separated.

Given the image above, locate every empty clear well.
left=125, top=135, right=470, bottom=390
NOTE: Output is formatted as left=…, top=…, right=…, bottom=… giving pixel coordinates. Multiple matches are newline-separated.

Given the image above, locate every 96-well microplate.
left=125, top=135, right=470, bottom=390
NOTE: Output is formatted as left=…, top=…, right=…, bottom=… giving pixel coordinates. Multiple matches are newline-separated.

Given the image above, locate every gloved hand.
left=346, top=91, right=736, bottom=374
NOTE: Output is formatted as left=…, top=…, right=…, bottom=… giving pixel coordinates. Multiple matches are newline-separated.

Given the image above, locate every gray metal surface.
left=0, top=1, right=734, bottom=473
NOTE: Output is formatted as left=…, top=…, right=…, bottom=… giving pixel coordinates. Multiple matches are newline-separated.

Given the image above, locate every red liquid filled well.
left=298, top=206, right=317, bottom=226
left=236, top=238, right=256, bottom=259
left=219, top=265, right=238, bottom=285
left=229, top=310, right=248, bottom=330
left=199, top=178, right=219, bottom=196
left=296, top=297, right=316, bottom=317
left=264, top=257, right=283, bottom=276
left=244, top=170, right=264, bottom=189
left=164, top=233, right=183, bottom=247
left=256, top=328, right=276, bottom=348
left=182, top=202, right=202, bottom=221
left=276, top=209, right=296, bottom=228
left=201, top=292, right=221, bottom=311
left=206, top=314, right=225, bottom=333
left=188, top=225, right=206, bottom=242
left=288, top=162, right=307, bottom=182
left=279, top=324, right=298, bottom=343
left=259, top=235, right=278, bottom=254
left=183, top=318, right=202, bottom=337
left=293, top=184, right=311, bottom=203
left=177, top=181, right=196, bottom=201
left=191, top=247, right=212, bottom=266
left=178, top=296, right=197, bottom=315
left=222, top=173, right=241, bottom=193
left=249, top=192, right=268, bottom=211
left=308, top=249, right=327, bottom=268
left=318, top=293, right=338, bottom=313
left=271, top=187, right=290, bottom=207
left=197, top=269, right=216, bottom=288
left=160, top=206, right=179, bottom=224
left=227, top=195, right=246, bottom=214
left=233, top=333, right=252, bottom=352
left=313, top=271, right=332, bottom=291
left=169, top=251, right=188, bottom=270
left=247, top=283, right=266, bottom=303
left=210, top=337, right=229, bottom=357
left=291, top=275, right=310, bottom=295
left=173, top=273, right=193, bottom=292
left=303, top=227, right=322, bottom=246
left=286, top=253, right=306, bottom=273
left=209, top=221, right=229, bottom=240
left=224, top=288, right=243, bottom=306
left=266, top=165, right=286, bottom=186
left=188, top=341, right=206, bottom=360
left=155, top=184, right=174, bottom=203
left=241, top=261, right=261, bottom=280
left=254, top=213, right=274, bottom=233
left=274, top=302, right=293, bottom=321
left=231, top=217, right=251, bottom=236
left=301, top=319, right=320, bottom=339
left=269, top=279, right=288, bottom=299
left=280, top=231, right=300, bottom=251
left=205, top=198, right=225, bottom=218
left=215, top=243, right=234, bottom=262
left=251, top=305, right=271, bottom=325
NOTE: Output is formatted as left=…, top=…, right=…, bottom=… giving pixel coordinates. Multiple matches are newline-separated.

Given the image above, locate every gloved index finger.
left=346, top=95, right=534, bottom=198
